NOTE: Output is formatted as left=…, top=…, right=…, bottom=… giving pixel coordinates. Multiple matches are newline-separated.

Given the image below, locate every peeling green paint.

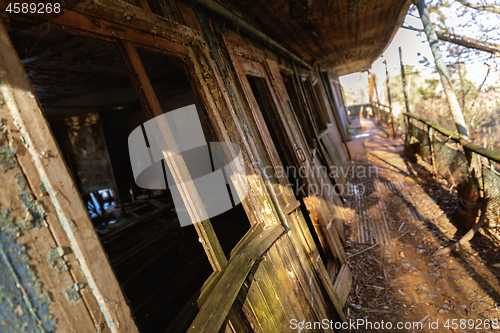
left=0, top=120, right=6, bottom=139
left=54, top=261, right=68, bottom=275
left=17, top=219, right=35, bottom=231
left=18, top=192, right=45, bottom=228
left=19, top=132, right=31, bottom=148
left=64, top=283, right=85, bottom=302
left=0, top=78, right=53, bottom=332
left=39, top=173, right=114, bottom=327
left=18, top=191, right=35, bottom=206
left=0, top=207, right=15, bottom=230
left=38, top=183, right=48, bottom=194
left=0, top=226, right=54, bottom=332
left=48, top=247, right=68, bottom=274
left=0, top=146, right=16, bottom=170
left=13, top=172, right=27, bottom=191
left=48, top=247, right=64, bottom=261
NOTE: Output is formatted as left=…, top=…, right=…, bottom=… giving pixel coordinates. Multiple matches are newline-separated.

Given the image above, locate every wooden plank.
left=322, top=225, right=347, bottom=265
left=118, top=40, right=228, bottom=271
left=252, top=257, right=298, bottom=330
left=187, top=224, right=284, bottom=333
left=241, top=276, right=281, bottom=333
left=276, top=228, right=334, bottom=328
left=302, top=197, right=336, bottom=263
left=0, top=110, right=105, bottom=332
left=266, top=244, right=316, bottom=329
left=230, top=222, right=263, bottom=259
left=0, top=97, right=112, bottom=332
left=0, top=18, right=138, bottom=333
left=172, top=0, right=204, bottom=32
left=333, top=264, right=353, bottom=306
left=284, top=199, right=301, bottom=215
left=290, top=209, right=347, bottom=322
left=1, top=7, right=189, bottom=58
left=71, top=0, right=199, bottom=43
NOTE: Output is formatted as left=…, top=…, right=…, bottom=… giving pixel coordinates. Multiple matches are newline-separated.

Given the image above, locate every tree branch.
left=455, top=0, right=500, bottom=14
left=402, top=25, right=500, bottom=55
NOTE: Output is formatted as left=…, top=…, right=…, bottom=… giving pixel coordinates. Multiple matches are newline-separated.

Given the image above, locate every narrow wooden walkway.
left=342, top=116, right=500, bottom=332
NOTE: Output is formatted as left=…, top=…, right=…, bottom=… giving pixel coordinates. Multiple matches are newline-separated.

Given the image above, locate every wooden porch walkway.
left=341, top=116, right=500, bottom=331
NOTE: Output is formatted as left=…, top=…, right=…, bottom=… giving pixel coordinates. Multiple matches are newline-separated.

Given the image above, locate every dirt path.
left=341, top=117, right=500, bottom=332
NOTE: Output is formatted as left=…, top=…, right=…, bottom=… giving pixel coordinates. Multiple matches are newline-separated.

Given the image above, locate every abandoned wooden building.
left=0, top=0, right=411, bottom=332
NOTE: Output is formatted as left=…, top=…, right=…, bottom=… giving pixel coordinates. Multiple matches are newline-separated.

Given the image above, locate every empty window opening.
left=282, top=74, right=316, bottom=150
left=246, top=75, right=327, bottom=264
left=301, top=77, right=328, bottom=132
left=8, top=22, right=250, bottom=333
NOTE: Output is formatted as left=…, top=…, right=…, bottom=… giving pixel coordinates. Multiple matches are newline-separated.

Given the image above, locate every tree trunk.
left=413, top=0, right=469, bottom=138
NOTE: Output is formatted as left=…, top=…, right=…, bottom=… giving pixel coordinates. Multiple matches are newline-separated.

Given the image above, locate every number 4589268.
left=444, top=319, right=499, bottom=330
left=5, top=2, right=61, bottom=14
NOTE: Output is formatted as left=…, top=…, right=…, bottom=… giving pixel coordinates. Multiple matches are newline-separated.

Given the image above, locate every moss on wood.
left=0, top=146, right=16, bottom=170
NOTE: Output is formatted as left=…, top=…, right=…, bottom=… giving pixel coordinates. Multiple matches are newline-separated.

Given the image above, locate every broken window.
left=246, top=75, right=328, bottom=264
left=7, top=22, right=250, bottom=333
left=300, top=76, right=328, bottom=133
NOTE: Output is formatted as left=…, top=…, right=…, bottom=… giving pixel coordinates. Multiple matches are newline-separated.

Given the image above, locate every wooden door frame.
left=222, top=34, right=347, bottom=320
left=0, top=3, right=289, bottom=331
left=0, top=17, right=139, bottom=333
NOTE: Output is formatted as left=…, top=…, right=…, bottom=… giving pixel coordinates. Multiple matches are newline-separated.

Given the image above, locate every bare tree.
left=454, top=0, right=500, bottom=14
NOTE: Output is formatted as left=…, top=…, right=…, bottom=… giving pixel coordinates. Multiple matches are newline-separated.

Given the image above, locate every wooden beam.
left=0, top=17, right=138, bottom=333
left=1, top=6, right=189, bottom=58
left=332, top=264, right=353, bottom=306
left=72, top=0, right=198, bottom=43
left=118, top=40, right=228, bottom=271
left=405, top=113, right=500, bottom=164
left=187, top=224, right=284, bottom=333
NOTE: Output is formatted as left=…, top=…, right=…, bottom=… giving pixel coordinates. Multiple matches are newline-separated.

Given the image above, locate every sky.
left=340, top=2, right=500, bottom=105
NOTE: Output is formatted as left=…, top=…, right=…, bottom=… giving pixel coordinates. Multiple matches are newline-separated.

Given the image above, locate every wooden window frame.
left=221, top=34, right=347, bottom=323
left=0, top=2, right=287, bottom=331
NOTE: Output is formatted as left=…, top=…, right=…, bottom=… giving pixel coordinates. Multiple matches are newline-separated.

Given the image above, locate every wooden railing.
left=405, top=113, right=500, bottom=164
left=403, top=113, right=500, bottom=244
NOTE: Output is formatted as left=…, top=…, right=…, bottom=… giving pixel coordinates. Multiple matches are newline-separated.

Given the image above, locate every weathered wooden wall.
left=0, top=0, right=407, bottom=330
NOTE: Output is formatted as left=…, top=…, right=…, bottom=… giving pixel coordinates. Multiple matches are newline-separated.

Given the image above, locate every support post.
left=373, top=72, right=382, bottom=123
left=398, top=47, right=411, bottom=116
left=413, top=0, right=469, bottom=139
left=428, top=126, right=437, bottom=175
left=118, top=40, right=228, bottom=272
left=383, top=59, right=396, bottom=138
